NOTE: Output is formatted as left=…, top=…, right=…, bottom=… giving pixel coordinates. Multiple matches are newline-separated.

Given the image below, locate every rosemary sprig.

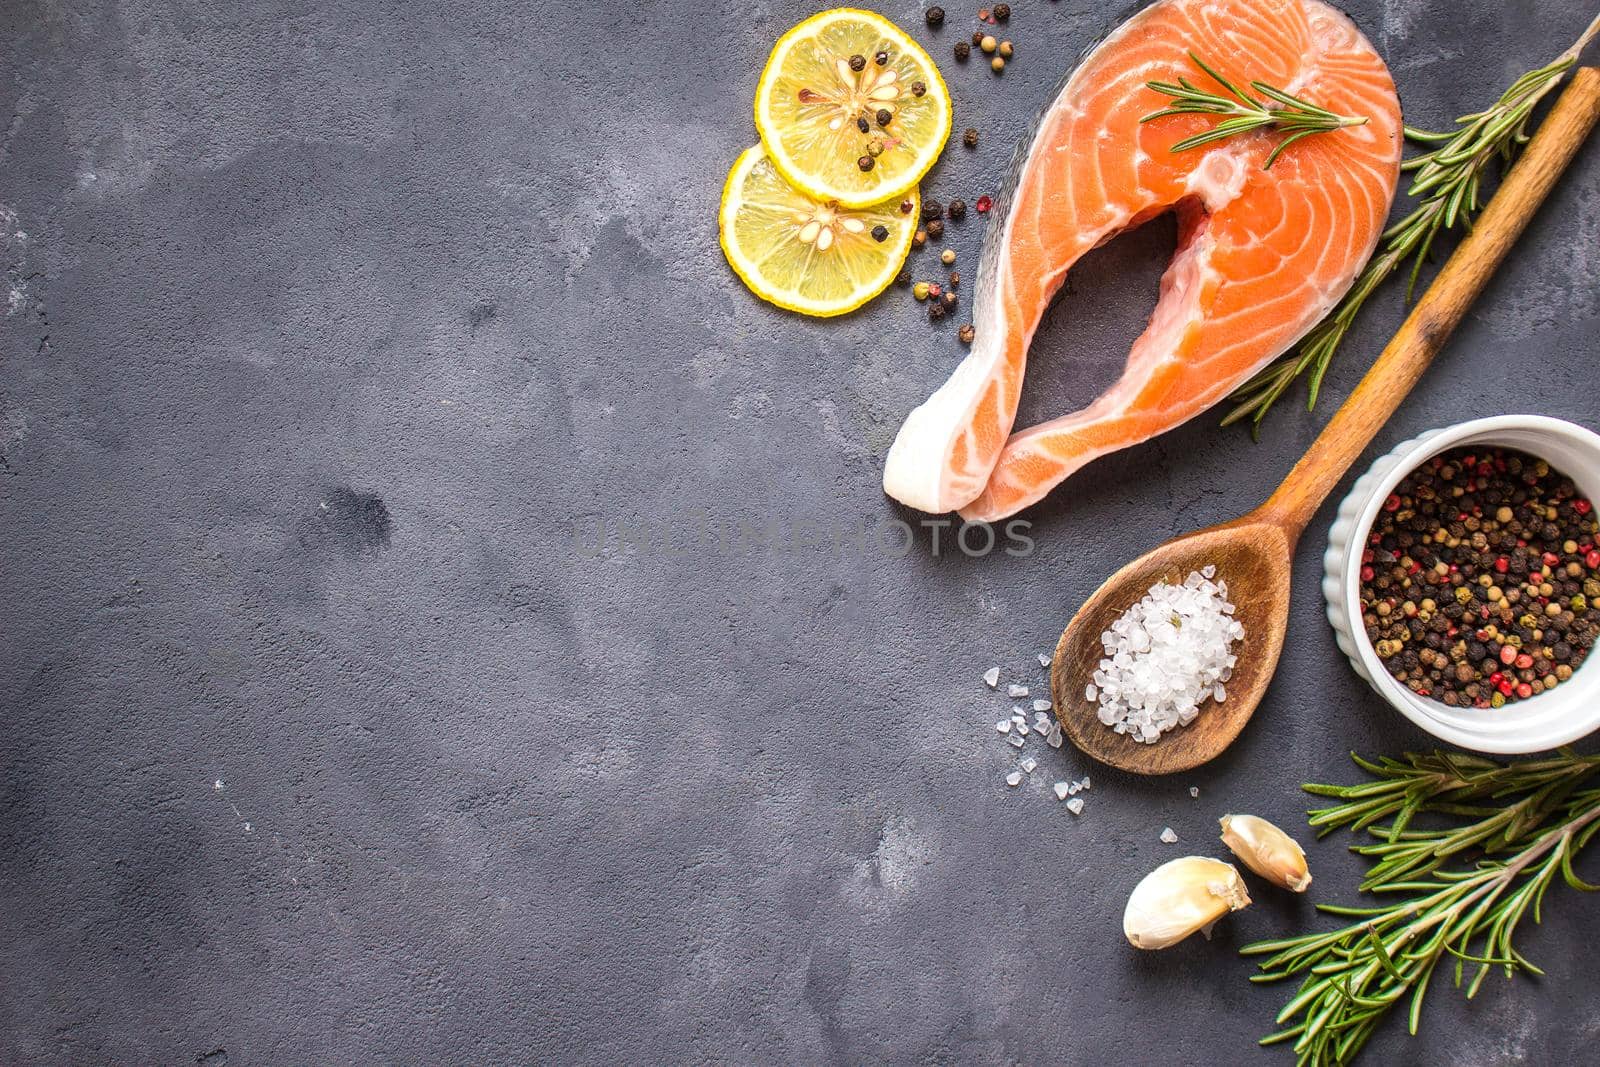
left=1225, top=12, right=1600, bottom=433
left=1244, top=750, right=1600, bottom=1065
left=1143, top=53, right=1369, bottom=168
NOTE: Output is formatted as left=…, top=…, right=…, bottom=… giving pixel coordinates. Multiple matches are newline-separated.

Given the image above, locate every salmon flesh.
left=881, top=0, right=1402, bottom=519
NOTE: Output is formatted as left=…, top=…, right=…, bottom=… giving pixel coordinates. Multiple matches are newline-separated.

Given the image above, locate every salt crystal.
left=1079, top=776, right=1091, bottom=790
left=1189, top=786, right=1199, bottom=798
left=1053, top=781, right=1070, bottom=800
left=1006, top=771, right=1022, bottom=787
left=1017, top=723, right=1030, bottom=736
left=1020, top=757, right=1037, bottom=773
left=1066, top=798, right=1084, bottom=815
left=1008, top=685, right=1029, bottom=698
left=1159, top=827, right=1178, bottom=843
left=996, top=720, right=1012, bottom=733
left=1032, top=699, right=1052, bottom=712
left=1046, top=727, right=1062, bottom=748
left=984, top=667, right=1000, bottom=688
left=1086, top=568, right=1242, bottom=744
left=1038, top=653, right=1052, bottom=667
left=1008, top=733, right=1026, bottom=748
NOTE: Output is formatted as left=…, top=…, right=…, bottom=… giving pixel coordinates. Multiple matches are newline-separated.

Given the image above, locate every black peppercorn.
left=928, top=300, right=947, bottom=321
left=857, top=155, right=874, bottom=172
left=972, top=29, right=985, bottom=46
left=947, top=271, right=959, bottom=289
left=953, top=41, right=970, bottom=61
left=958, top=323, right=975, bottom=344
left=921, top=202, right=943, bottom=222
left=941, top=290, right=957, bottom=309
left=925, top=6, right=945, bottom=27
left=876, top=108, right=892, bottom=127
left=871, top=224, right=889, bottom=243
left=848, top=53, right=867, bottom=71
left=925, top=218, right=944, bottom=239
left=993, top=2, right=1010, bottom=19
left=947, top=198, right=966, bottom=220
left=912, top=81, right=926, bottom=96
left=963, top=127, right=979, bottom=148
left=874, top=50, right=889, bottom=66
left=856, top=116, right=870, bottom=133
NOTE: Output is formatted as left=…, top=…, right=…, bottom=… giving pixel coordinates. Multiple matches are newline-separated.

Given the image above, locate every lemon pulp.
left=719, top=145, right=919, bottom=317
left=755, top=9, right=951, bottom=209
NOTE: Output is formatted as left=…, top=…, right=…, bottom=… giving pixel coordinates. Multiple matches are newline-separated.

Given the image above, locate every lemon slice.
left=755, top=8, right=951, bottom=209
left=720, top=146, right=919, bottom=317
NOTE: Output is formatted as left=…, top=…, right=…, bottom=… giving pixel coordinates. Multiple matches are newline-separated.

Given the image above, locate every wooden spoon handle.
left=1262, top=66, right=1600, bottom=534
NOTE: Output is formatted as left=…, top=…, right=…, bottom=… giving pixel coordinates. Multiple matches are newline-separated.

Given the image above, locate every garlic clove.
left=1122, top=856, right=1251, bottom=950
left=1219, top=813, right=1312, bottom=893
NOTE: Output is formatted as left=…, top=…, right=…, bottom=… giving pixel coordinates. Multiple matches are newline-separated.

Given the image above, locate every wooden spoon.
left=1050, top=68, right=1600, bottom=776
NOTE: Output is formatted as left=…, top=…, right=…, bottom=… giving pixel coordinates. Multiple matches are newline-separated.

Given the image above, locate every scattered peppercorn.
left=856, top=116, right=870, bottom=133
left=947, top=271, right=960, bottom=288
left=913, top=228, right=927, bottom=247
left=874, top=50, right=890, bottom=66
left=922, top=202, right=944, bottom=222
left=929, top=300, right=947, bottom=321
left=913, top=281, right=931, bottom=301
left=876, top=108, right=893, bottom=127
left=857, top=155, right=874, bottom=172
left=866, top=139, right=884, bottom=157
left=999, top=39, right=1013, bottom=58
left=849, top=54, right=867, bottom=71
left=911, top=81, right=926, bottom=96
left=1359, top=445, right=1598, bottom=708
left=926, top=218, right=945, bottom=239
left=980, top=34, right=997, bottom=53
left=993, top=2, right=1010, bottom=19
left=871, top=224, right=889, bottom=243
left=975, top=194, right=992, bottom=213
left=958, top=323, right=976, bottom=344
left=978, top=7, right=991, bottom=21
left=941, top=290, right=957, bottom=309
left=953, top=41, right=971, bottom=61
left=991, top=55, right=1005, bottom=72
left=900, top=199, right=915, bottom=214
left=940, top=248, right=956, bottom=265
left=971, top=30, right=986, bottom=46
left=925, top=6, right=945, bottom=27
left=947, top=198, right=967, bottom=220
left=895, top=269, right=911, bottom=285
left=963, top=127, right=979, bottom=148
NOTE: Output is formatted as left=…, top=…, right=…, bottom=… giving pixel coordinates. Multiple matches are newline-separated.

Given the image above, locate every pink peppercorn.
left=1500, top=645, right=1518, bottom=665
left=975, top=195, right=992, bottom=213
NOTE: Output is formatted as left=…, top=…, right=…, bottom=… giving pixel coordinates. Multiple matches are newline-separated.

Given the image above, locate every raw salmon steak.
left=881, top=0, right=1401, bottom=519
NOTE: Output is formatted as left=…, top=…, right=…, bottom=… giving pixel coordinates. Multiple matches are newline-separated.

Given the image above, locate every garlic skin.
left=1219, top=814, right=1312, bottom=893
left=1123, top=856, right=1251, bottom=950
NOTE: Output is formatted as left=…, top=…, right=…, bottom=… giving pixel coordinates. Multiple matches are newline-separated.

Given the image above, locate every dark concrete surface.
left=3, top=0, right=1598, bottom=1062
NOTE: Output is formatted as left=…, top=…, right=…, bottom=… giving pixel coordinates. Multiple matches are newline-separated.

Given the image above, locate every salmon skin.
left=881, top=0, right=1401, bottom=520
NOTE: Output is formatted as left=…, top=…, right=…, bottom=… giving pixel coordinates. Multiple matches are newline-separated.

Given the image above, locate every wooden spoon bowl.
left=1046, top=69, right=1600, bottom=776
left=1050, top=519, right=1293, bottom=775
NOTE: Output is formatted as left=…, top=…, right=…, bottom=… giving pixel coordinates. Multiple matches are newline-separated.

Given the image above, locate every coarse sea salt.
left=1066, top=798, right=1085, bottom=815
left=1008, top=684, right=1029, bottom=698
left=1020, top=757, right=1037, bottom=773
left=1091, top=568, right=1243, bottom=745
left=1038, top=653, right=1052, bottom=667
left=1006, top=771, right=1022, bottom=787
left=1159, top=827, right=1178, bottom=843
left=984, top=667, right=1001, bottom=688
left=1053, top=781, right=1071, bottom=800
left=1032, top=699, right=1052, bottom=712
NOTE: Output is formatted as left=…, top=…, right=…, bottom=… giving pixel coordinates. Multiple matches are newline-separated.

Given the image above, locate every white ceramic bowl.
left=1323, top=415, right=1600, bottom=753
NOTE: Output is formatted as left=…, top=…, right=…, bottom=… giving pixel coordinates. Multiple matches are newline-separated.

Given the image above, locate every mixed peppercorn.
left=905, top=5, right=1015, bottom=337
left=1359, top=445, right=1599, bottom=708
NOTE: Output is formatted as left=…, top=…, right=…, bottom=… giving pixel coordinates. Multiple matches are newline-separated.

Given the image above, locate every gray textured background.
left=3, top=0, right=1598, bottom=1063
